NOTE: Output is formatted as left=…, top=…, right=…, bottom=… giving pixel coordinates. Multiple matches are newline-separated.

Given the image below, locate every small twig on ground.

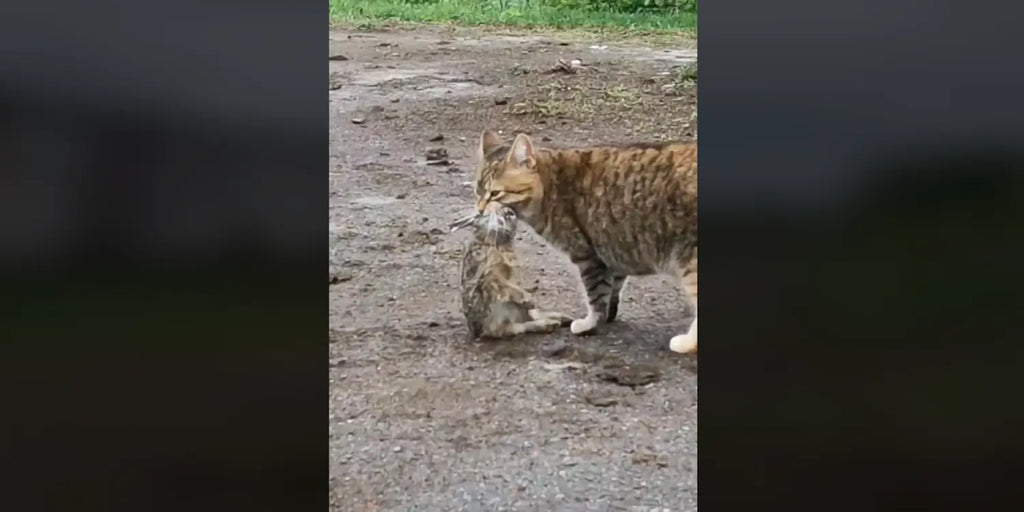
left=544, top=58, right=593, bottom=74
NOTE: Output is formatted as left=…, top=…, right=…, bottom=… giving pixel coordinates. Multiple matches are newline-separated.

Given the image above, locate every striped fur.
left=473, top=130, right=698, bottom=353
left=458, top=203, right=573, bottom=339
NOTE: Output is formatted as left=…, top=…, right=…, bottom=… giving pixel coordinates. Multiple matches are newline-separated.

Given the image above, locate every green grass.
left=329, top=0, right=696, bottom=32
left=674, top=61, right=697, bottom=86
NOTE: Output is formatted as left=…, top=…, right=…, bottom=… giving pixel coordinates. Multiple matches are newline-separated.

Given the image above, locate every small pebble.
left=329, top=270, right=353, bottom=284
left=584, top=392, right=619, bottom=408
left=540, top=339, right=567, bottom=358
left=425, top=148, right=448, bottom=159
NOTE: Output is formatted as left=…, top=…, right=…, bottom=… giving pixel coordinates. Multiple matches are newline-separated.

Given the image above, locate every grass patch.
left=508, top=79, right=655, bottom=122
left=329, top=0, right=696, bottom=32
left=674, top=61, right=697, bottom=87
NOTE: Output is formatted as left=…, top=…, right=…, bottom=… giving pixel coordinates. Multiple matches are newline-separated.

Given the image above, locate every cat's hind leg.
left=479, top=318, right=559, bottom=338
left=528, top=309, right=574, bottom=327
left=669, top=255, right=698, bottom=353
left=507, top=317, right=563, bottom=335
left=607, top=274, right=628, bottom=323
left=669, top=317, right=696, bottom=353
left=481, top=304, right=565, bottom=337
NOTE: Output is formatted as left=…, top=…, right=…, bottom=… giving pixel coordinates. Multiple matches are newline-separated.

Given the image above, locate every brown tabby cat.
left=451, top=202, right=573, bottom=339
left=472, top=130, right=698, bottom=353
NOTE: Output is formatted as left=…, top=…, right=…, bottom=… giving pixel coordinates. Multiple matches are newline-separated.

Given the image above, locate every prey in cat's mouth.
left=448, top=213, right=478, bottom=233
left=449, top=204, right=518, bottom=243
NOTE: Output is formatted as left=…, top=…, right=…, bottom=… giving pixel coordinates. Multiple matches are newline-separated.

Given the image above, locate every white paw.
left=669, top=333, right=697, bottom=353
left=570, top=317, right=597, bottom=335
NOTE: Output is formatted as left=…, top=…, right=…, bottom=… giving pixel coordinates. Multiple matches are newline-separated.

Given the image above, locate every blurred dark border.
left=5, top=0, right=1024, bottom=509
left=0, top=2, right=324, bottom=511
left=700, top=0, right=1024, bottom=509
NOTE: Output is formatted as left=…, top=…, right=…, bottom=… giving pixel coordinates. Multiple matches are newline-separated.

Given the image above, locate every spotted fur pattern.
left=458, top=203, right=572, bottom=339
left=473, top=131, right=698, bottom=353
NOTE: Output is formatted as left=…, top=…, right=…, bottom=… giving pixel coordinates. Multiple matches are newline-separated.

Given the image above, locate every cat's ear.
left=508, top=133, right=536, bottom=168
left=478, top=130, right=501, bottom=161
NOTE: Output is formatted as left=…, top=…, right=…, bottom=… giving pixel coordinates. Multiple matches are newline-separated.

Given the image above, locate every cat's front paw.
left=570, top=314, right=599, bottom=335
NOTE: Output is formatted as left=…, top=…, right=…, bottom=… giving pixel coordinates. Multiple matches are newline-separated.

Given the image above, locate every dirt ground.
left=329, top=24, right=698, bottom=511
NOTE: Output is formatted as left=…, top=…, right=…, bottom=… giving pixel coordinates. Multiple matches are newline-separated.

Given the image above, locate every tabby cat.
left=451, top=202, right=573, bottom=339
left=471, top=130, right=698, bottom=353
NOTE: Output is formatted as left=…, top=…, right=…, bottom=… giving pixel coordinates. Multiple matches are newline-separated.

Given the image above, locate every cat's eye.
left=488, top=190, right=502, bottom=199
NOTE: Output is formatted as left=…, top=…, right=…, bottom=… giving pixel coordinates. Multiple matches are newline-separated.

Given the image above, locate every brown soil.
left=329, top=24, right=698, bottom=511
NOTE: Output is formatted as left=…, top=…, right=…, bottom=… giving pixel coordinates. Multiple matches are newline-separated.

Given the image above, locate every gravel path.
left=329, top=25, right=698, bottom=511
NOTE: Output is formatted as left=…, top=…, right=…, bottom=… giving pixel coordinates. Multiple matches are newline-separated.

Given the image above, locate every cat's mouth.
left=450, top=205, right=518, bottom=235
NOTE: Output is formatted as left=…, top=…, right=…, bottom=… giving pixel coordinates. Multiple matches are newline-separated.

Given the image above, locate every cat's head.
left=474, top=130, right=545, bottom=221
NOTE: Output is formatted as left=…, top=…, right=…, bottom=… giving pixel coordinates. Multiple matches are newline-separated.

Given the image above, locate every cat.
left=450, top=202, right=573, bottom=339
left=471, top=130, right=697, bottom=353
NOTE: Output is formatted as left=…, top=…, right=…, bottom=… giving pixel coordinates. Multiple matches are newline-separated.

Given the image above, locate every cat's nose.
left=475, top=198, right=487, bottom=213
